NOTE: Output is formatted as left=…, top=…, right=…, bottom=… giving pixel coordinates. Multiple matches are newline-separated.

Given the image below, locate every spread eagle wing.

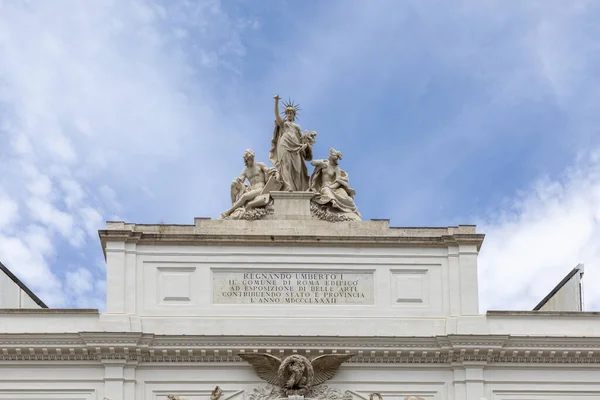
left=310, top=354, right=354, bottom=386
left=237, top=353, right=282, bottom=386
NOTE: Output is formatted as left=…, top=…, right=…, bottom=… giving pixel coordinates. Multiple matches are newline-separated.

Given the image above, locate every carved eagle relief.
left=238, top=353, right=354, bottom=395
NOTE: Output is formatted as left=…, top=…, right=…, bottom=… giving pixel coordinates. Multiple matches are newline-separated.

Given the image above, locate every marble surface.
left=213, top=270, right=374, bottom=305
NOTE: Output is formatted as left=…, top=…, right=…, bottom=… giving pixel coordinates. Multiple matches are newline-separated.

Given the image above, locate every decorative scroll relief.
left=213, top=270, right=374, bottom=305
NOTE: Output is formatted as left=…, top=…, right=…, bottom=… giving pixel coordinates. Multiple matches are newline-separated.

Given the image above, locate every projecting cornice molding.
left=99, top=230, right=485, bottom=250
left=98, top=221, right=485, bottom=257
left=1, top=333, right=600, bottom=365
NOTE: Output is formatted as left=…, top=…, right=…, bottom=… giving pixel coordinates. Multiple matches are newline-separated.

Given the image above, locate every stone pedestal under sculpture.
left=269, top=191, right=314, bottom=220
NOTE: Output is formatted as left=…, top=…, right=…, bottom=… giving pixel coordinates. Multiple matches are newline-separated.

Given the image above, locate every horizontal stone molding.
left=99, top=230, right=485, bottom=249
left=2, top=333, right=600, bottom=365
left=1, top=353, right=600, bottom=365
left=98, top=221, right=485, bottom=254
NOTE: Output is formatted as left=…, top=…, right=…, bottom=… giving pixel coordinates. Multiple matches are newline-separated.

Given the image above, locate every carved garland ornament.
left=310, top=201, right=359, bottom=222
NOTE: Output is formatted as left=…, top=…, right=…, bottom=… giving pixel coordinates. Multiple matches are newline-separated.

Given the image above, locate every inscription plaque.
left=213, top=270, right=374, bottom=305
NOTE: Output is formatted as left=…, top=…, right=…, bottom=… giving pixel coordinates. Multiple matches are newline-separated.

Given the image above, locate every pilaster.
left=447, top=245, right=461, bottom=316
left=105, top=240, right=126, bottom=314
left=464, top=363, right=485, bottom=400
left=458, top=243, right=479, bottom=315
left=102, top=359, right=126, bottom=400
left=124, top=242, right=138, bottom=315
left=452, top=362, right=486, bottom=400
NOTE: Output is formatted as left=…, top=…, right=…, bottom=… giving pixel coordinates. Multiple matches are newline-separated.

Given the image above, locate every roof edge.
left=0, top=261, right=48, bottom=308
left=532, top=264, right=584, bottom=311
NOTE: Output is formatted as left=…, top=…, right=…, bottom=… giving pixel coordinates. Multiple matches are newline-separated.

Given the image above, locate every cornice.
left=98, top=221, right=485, bottom=251
left=1, top=333, right=600, bottom=365
left=1, top=352, right=599, bottom=366
left=442, top=234, right=485, bottom=251
left=99, top=230, right=486, bottom=251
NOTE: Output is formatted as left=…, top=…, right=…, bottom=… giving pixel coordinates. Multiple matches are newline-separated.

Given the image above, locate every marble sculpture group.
left=220, top=95, right=361, bottom=222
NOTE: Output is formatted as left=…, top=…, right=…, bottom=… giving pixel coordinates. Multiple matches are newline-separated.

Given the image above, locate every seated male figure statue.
left=221, top=149, right=279, bottom=219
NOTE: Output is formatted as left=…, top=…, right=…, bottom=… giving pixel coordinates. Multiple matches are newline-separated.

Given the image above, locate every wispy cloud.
left=0, top=0, right=252, bottom=307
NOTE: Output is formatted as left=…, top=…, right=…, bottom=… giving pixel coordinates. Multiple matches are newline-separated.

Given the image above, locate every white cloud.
left=26, top=198, right=76, bottom=240
left=10, top=134, right=33, bottom=156
left=95, top=279, right=107, bottom=295
left=61, top=179, right=85, bottom=209
left=65, top=267, right=94, bottom=297
left=24, top=168, right=53, bottom=199
left=79, top=206, right=103, bottom=239
left=0, top=231, right=65, bottom=306
left=479, top=151, right=600, bottom=311
left=22, top=225, right=55, bottom=259
left=65, top=266, right=105, bottom=309
left=98, top=185, right=121, bottom=212
left=0, top=0, right=251, bottom=307
left=0, top=195, right=19, bottom=230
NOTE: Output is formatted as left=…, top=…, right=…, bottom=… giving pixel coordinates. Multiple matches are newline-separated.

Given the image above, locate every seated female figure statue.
left=309, top=148, right=361, bottom=221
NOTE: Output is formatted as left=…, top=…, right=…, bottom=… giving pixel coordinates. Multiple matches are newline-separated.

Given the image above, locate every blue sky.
left=1, top=0, right=600, bottom=311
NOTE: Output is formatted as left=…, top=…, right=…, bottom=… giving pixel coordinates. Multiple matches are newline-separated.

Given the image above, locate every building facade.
left=1, top=195, right=599, bottom=400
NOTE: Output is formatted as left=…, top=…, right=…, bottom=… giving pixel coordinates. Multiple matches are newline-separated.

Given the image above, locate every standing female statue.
left=269, top=95, right=317, bottom=191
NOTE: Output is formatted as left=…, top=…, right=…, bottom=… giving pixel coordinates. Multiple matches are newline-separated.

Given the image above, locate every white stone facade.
left=1, top=205, right=599, bottom=400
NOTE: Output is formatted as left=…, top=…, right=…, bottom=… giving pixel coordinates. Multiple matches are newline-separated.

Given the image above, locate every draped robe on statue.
left=309, top=159, right=361, bottom=220
left=269, top=120, right=313, bottom=191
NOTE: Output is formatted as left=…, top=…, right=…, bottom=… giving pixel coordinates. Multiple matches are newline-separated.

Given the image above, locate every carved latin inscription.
left=213, top=270, right=374, bottom=305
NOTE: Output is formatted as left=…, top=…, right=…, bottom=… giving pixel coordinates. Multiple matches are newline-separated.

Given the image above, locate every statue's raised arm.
left=273, top=95, right=283, bottom=126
